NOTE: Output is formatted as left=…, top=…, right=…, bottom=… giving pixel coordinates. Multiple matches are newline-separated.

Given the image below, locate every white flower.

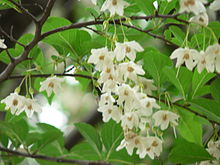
left=119, top=61, right=145, bottom=81
left=139, top=97, right=160, bottom=116
left=1, top=93, right=25, bottom=115
left=195, top=50, right=215, bottom=73
left=116, top=132, right=146, bottom=156
left=189, top=12, right=209, bottom=26
left=206, top=44, right=220, bottom=73
left=22, top=98, right=42, bottom=118
left=0, top=39, right=7, bottom=49
left=210, top=0, right=220, bottom=11
left=207, top=140, right=220, bottom=159
left=114, top=41, right=144, bottom=61
left=98, top=103, right=122, bottom=123
left=200, top=160, right=220, bottom=165
left=98, top=65, right=119, bottom=92
left=121, top=111, right=139, bottom=129
left=99, top=93, right=115, bottom=107
left=39, top=76, right=64, bottom=97
left=88, top=47, right=114, bottom=71
left=138, top=136, right=163, bottom=159
left=101, top=0, right=129, bottom=16
left=139, top=77, right=157, bottom=95
left=179, top=0, right=207, bottom=15
left=152, top=110, right=179, bottom=130
left=170, top=47, right=200, bottom=70
left=117, top=84, right=137, bottom=107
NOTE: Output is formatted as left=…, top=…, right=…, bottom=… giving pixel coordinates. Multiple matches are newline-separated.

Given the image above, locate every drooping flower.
left=139, top=97, right=160, bottom=117
left=98, top=103, right=122, bottom=123
left=1, top=93, right=25, bottom=115
left=137, top=136, right=163, bottom=159
left=179, top=0, right=207, bottom=15
left=22, top=98, right=42, bottom=118
left=0, top=39, right=7, bottom=49
left=152, top=110, right=179, bottom=130
left=121, top=111, right=139, bottom=129
left=114, top=41, right=144, bottom=61
left=210, top=0, right=220, bottom=11
left=189, top=12, right=209, bottom=26
left=170, top=47, right=200, bottom=70
left=196, top=51, right=208, bottom=73
left=206, top=44, right=220, bottom=73
left=99, top=92, right=115, bottom=107
left=207, top=140, right=220, bottom=159
left=39, top=76, right=64, bottom=96
left=88, top=47, right=114, bottom=71
left=119, top=61, right=145, bottom=81
left=101, top=0, right=129, bottom=16
left=139, top=77, right=157, bottom=95
left=199, top=160, right=220, bottom=165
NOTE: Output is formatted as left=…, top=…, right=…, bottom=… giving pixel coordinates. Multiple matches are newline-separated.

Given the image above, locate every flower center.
left=124, top=90, right=129, bottom=96
left=146, top=102, right=151, bottom=108
left=201, top=59, right=206, bottom=64
left=127, top=116, right=132, bottom=121
left=108, top=109, right=112, bottom=114
left=146, top=147, right=151, bottom=151
left=48, top=82, right=54, bottom=88
left=135, top=139, right=140, bottom=145
left=108, top=74, right=113, bottom=80
left=162, top=114, right=167, bottom=121
left=99, top=55, right=105, bottom=60
left=106, top=68, right=111, bottom=73
left=28, top=105, right=33, bottom=110
left=183, top=53, right=190, bottom=60
left=127, top=66, right=134, bottom=72
left=184, top=0, right=195, bottom=6
left=199, top=17, right=204, bottom=22
left=152, top=141, right=158, bottom=147
left=112, top=0, right=117, bottom=6
left=126, top=46, right=131, bottom=53
left=214, top=49, right=220, bottom=55
left=13, top=99, right=18, bottom=106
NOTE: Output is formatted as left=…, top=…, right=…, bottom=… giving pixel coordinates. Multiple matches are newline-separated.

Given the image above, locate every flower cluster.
left=170, top=43, right=220, bottom=73
left=88, top=40, right=179, bottom=159
left=180, top=0, right=220, bottom=26
left=1, top=76, right=64, bottom=118
left=199, top=140, right=220, bottom=165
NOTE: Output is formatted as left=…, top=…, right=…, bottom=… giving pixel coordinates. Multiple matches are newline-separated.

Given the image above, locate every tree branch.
left=0, top=146, right=109, bottom=165
left=7, top=0, right=38, bottom=23
left=7, top=73, right=97, bottom=80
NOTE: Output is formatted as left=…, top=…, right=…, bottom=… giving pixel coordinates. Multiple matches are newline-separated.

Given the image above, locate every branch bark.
left=0, top=146, right=109, bottom=165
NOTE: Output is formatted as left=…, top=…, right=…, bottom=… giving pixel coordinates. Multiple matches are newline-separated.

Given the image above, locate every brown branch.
left=151, top=96, right=220, bottom=125
left=0, top=13, right=187, bottom=83
left=0, top=27, right=26, bottom=48
left=7, top=73, right=97, bottom=80
left=5, top=49, right=15, bottom=62
left=7, top=0, right=38, bottom=23
left=0, top=146, right=109, bottom=165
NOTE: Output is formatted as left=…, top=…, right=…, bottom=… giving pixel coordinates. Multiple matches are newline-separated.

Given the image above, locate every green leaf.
left=42, top=17, right=91, bottom=59
left=101, top=120, right=123, bottom=158
left=209, top=21, right=220, bottom=38
left=210, top=78, right=220, bottom=101
left=191, top=70, right=215, bottom=98
left=163, top=66, right=193, bottom=99
left=190, top=98, right=220, bottom=124
left=70, top=142, right=100, bottom=161
left=0, top=0, right=21, bottom=11
left=169, top=26, right=185, bottom=46
left=135, top=0, right=155, bottom=15
left=169, top=138, right=213, bottom=164
left=158, top=0, right=177, bottom=14
left=177, top=108, right=202, bottom=145
left=75, top=123, right=102, bottom=158
left=141, top=48, right=172, bottom=86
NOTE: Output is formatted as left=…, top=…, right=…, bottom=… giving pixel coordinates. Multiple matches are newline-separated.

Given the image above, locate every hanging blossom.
left=179, top=0, right=207, bottom=15
left=1, top=92, right=42, bottom=118
left=189, top=12, right=209, bottom=26
left=39, top=76, right=64, bottom=97
left=90, top=0, right=97, bottom=5
left=199, top=140, right=220, bottom=165
left=170, top=47, right=200, bottom=71
left=88, top=39, right=179, bottom=159
left=210, top=0, right=220, bottom=11
left=0, top=39, right=7, bottom=49
left=101, top=0, right=129, bottom=16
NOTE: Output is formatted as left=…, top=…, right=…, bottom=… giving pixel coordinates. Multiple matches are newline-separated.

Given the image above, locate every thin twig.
left=0, top=146, right=109, bottom=165
left=5, top=49, right=14, bottom=62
